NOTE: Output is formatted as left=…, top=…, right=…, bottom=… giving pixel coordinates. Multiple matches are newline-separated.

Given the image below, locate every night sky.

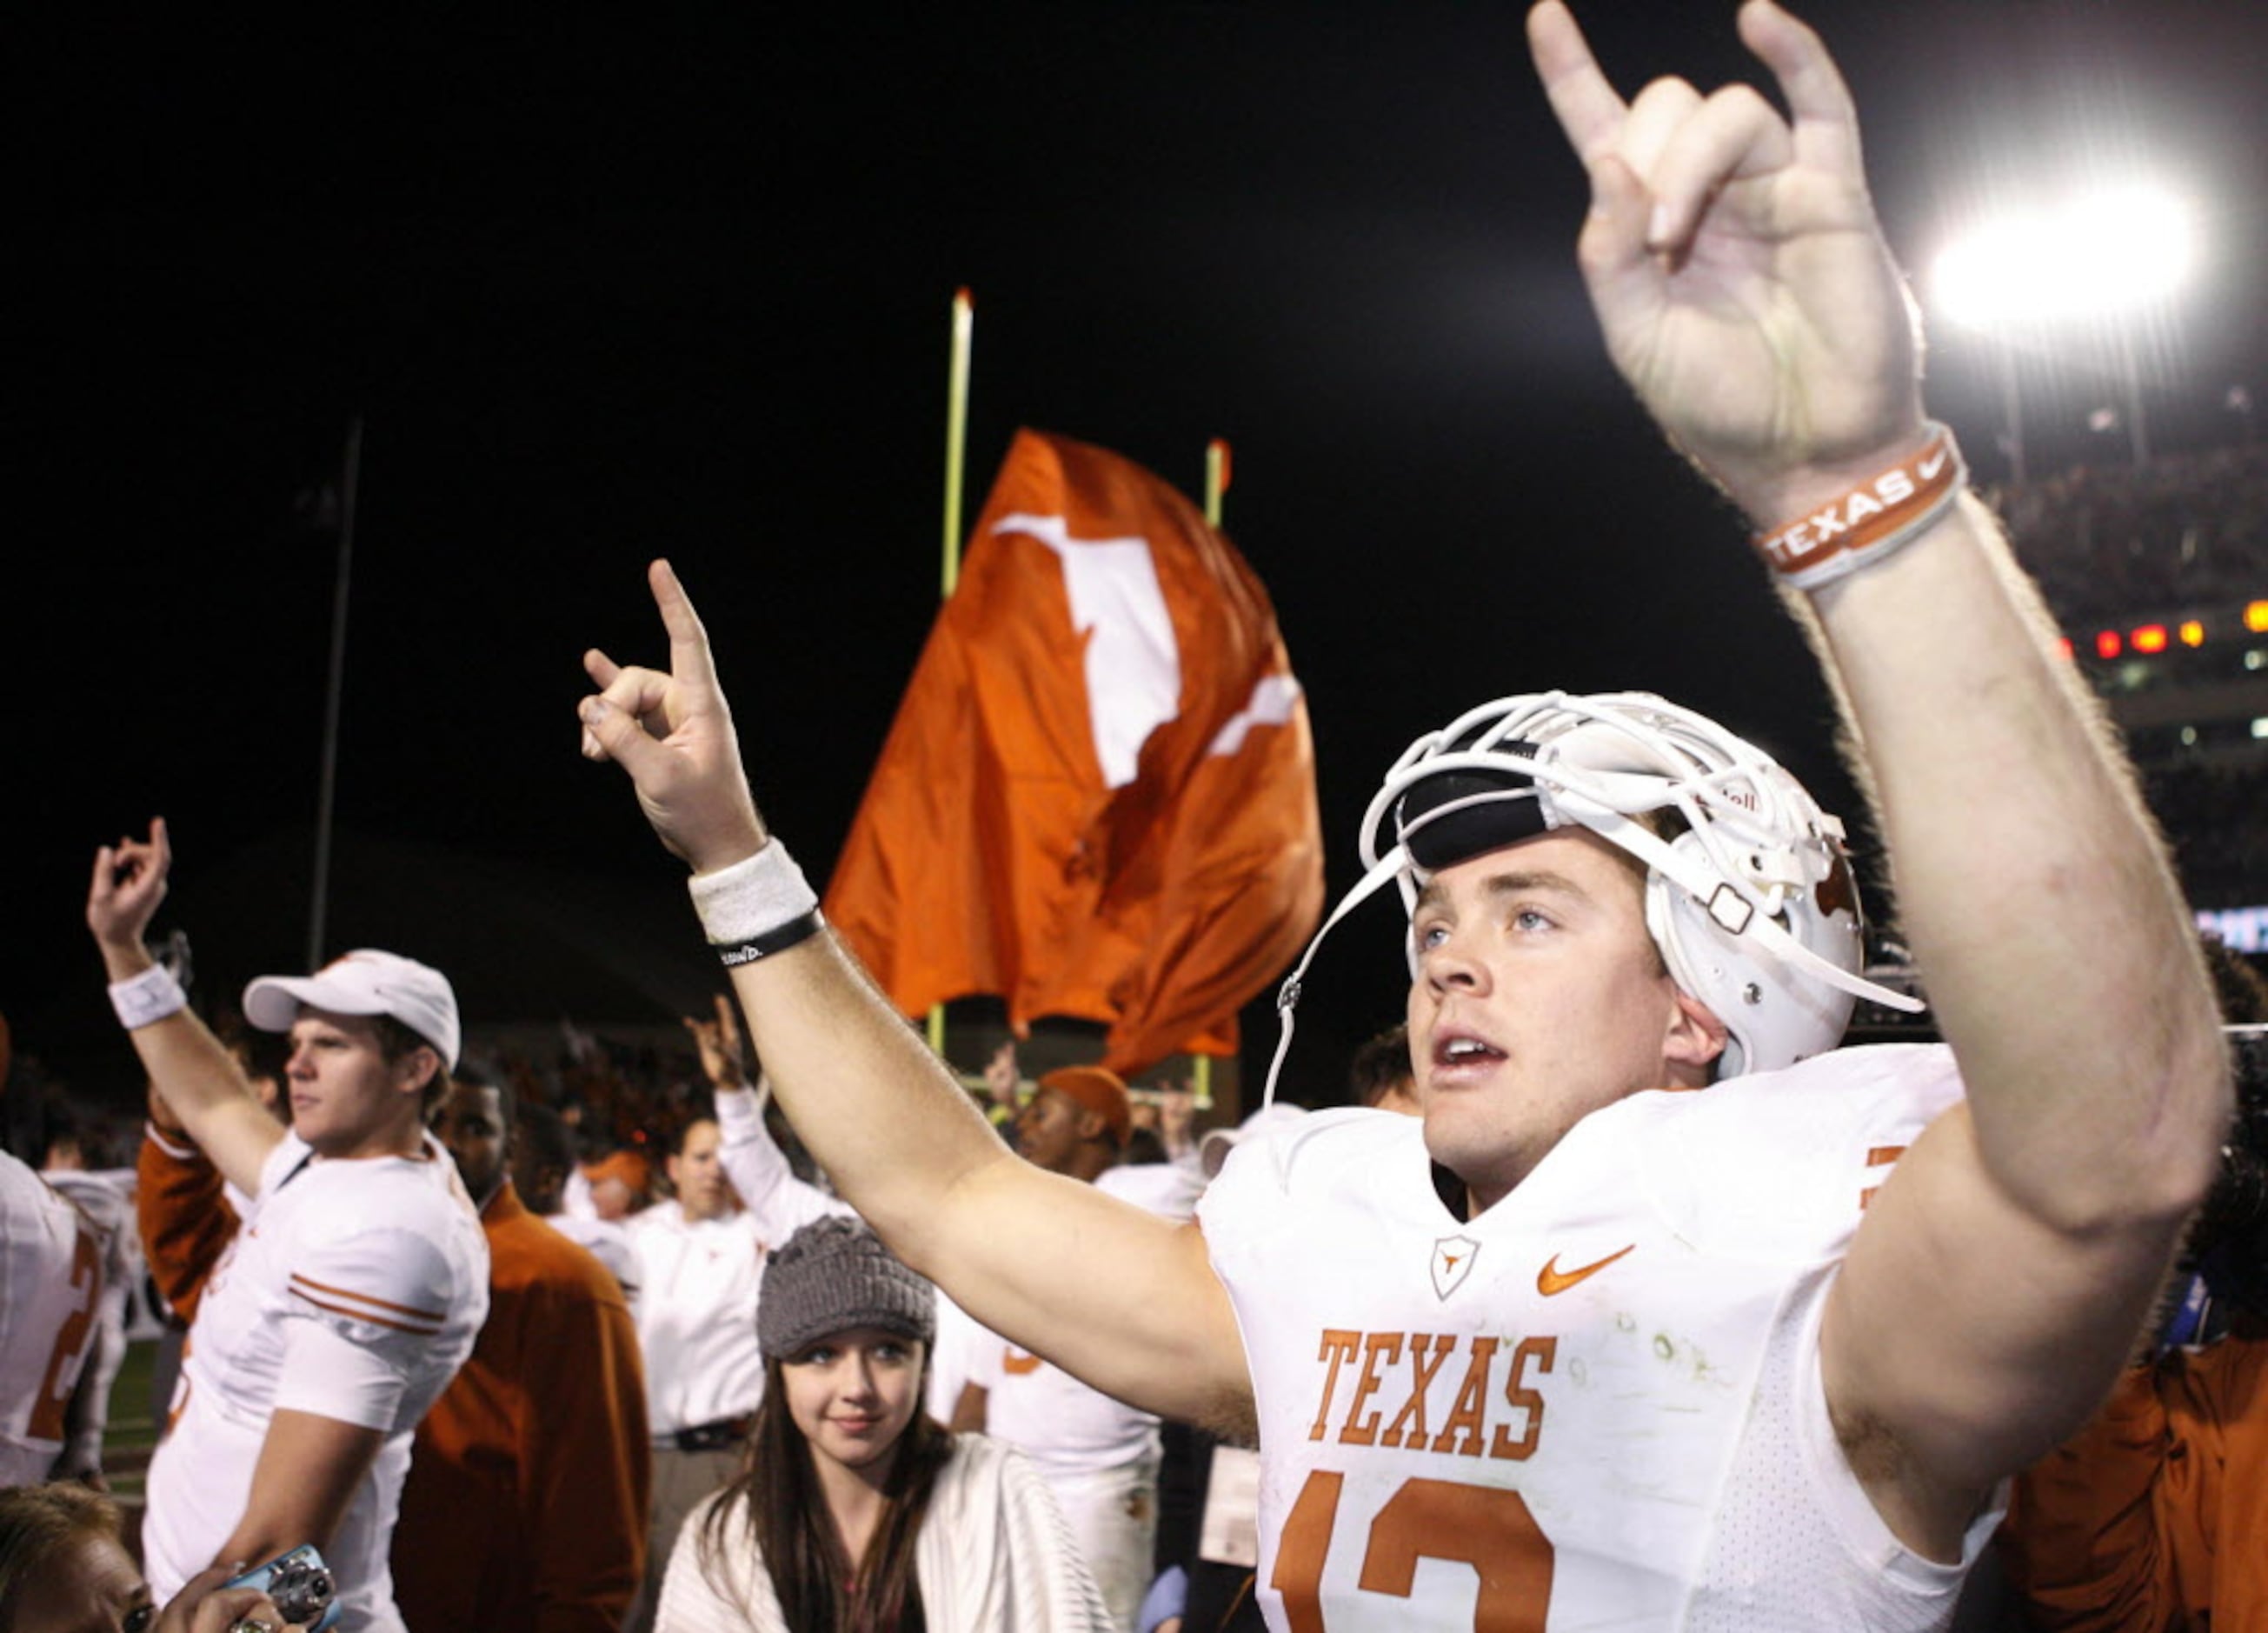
left=17, top=2, right=2268, bottom=1107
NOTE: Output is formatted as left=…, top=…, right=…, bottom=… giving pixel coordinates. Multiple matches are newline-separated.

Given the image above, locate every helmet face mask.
left=1365, top=691, right=1908, bottom=1078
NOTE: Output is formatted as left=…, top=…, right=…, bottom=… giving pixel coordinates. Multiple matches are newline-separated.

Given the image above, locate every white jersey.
left=1197, top=1044, right=2002, bottom=1633
left=0, top=1152, right=103, bottom=1486
left=975, top=1163, right=1194, bottom=1482
left=977, top=1164, right=1192, bottom=1630
left=40, top=1167, right=140, bottom=1478
left=143, top=1132, right=489, bottom=1632
left=629, top=1200, right=768, bottom=1435
left=548, top=1211, right=642, bottom=1303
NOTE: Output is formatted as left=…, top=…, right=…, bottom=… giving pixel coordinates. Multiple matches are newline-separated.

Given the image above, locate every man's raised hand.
left=684, top=992, right=752, bottom=1091
left=87, top=816, right=171, bottom=955
left=1527, top=0, right=1925, bottom=525
left=579, top=560, right=768, bottom=876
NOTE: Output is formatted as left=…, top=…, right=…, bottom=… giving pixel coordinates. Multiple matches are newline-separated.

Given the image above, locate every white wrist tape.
left=688, top=842, right=825, bottom=965
left=110, top=963, right=188, bottom=1030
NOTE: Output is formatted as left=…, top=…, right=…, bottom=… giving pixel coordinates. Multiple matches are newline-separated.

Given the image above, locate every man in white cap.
left=88, top=817, right=489, bottom=1633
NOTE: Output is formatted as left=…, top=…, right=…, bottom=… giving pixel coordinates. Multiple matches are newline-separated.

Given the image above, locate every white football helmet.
left=1261, top=690, right=1922, bottom=1102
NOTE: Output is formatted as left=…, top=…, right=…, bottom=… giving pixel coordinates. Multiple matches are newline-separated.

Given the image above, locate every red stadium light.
left=2248, top=601, right=2268, bottom=634
left=2178, top=620, right=2205, bottom=648
left=2132, top=624, right=2168, bottom=654
left=2095, top=630, right=2123, bottom=659
left=2053, top=636, right=2074, bottom=660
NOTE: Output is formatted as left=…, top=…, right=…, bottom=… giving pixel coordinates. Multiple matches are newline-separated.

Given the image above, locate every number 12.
left=1269, top=1469, right=1554, bottom=1632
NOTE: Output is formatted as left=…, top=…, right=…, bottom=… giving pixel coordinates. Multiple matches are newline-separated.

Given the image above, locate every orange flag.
left=823, top=429, right=1324, bottom=1076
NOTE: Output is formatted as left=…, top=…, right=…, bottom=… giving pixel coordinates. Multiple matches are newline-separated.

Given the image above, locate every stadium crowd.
left=1994, top=441, right=2268, bottom=626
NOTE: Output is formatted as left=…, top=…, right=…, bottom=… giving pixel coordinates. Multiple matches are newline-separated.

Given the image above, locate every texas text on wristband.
left=1750, top=423, right=1967, bottom=593
left=713, top=910, right=828, bottom=967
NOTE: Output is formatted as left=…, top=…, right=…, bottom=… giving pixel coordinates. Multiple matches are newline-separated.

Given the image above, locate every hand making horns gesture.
left=1526, top=0, right=1927, bottom=526
left=579, top=559, right=768, bottom=876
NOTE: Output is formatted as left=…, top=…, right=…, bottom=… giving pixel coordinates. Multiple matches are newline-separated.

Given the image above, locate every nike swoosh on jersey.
left=1001, top=1348, right=1044, bottom=1376
left=1536, top=1243, right=1636, bottom=1296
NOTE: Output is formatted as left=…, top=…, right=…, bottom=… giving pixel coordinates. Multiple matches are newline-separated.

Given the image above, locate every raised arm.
left=1530, top=0, right=2228, bottom=1553
left=578, top=563, right=1249, bottom=1425
left=684, top=994, right=849, bottom=1240
left=87, top=821, right=285, bottom=1196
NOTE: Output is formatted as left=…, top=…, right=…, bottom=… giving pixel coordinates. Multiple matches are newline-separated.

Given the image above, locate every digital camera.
left=223, top=1544, right=341, bottom=1630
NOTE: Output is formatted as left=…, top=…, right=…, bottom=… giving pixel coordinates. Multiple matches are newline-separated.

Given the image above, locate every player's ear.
left=394, top=1044, right=442, bottom=1098
left=1663, top=990, right=1727, bottom=1083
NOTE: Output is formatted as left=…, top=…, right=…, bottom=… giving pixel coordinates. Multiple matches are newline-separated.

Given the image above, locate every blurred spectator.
left=38, top=1110, right=138, bottom=1488
left=0, top=1150, right=103, bottom=1490
left=959, top=1062, right=1187, bottom=1631
left=392, top=1072, right=651, bottom=1631
left=1143, top=1104, right=1313, bottom=1633
left=622, top=1115, right=769, bottom=1633
left=1347, top=1023, right=1419, bottom=1116
left=0, top=1483, right=303, bottom=1633
left=515, top=1100, right=639, bottom=1300
left=1994, top=943, right=2268, bottom=1628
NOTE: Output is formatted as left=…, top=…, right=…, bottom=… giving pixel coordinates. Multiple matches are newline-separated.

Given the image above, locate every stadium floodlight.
left=1931, top=183, right=2198, bottom=330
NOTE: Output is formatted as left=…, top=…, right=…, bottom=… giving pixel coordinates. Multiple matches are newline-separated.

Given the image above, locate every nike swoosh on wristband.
left=1536, top=1243, right=1636, bottom=1296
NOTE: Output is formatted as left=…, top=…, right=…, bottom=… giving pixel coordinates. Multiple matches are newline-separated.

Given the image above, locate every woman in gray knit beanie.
left=657, top=1217, right=1109, bottom=1632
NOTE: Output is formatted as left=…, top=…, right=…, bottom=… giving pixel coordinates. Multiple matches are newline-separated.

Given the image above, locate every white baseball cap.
left=243, top=950, right=462, bottom=1069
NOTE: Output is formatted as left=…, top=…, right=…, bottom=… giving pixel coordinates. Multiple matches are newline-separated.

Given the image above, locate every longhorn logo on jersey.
left=1430, top=1235, right=1480, bottom=1300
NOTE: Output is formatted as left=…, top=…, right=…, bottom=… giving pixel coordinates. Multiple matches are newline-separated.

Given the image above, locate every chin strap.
left=1261, top=846, right=1414, bottom=1110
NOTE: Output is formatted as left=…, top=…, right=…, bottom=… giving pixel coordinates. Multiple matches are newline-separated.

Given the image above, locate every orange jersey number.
left=1272, top=1470, right=1553, bottom=1631
left=28, top=1228, right=103, bottom=1443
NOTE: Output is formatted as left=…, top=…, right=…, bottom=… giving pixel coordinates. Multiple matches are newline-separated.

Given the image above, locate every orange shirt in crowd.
left=393, top=1181, right=651, bottom=1633
left=1999, top=1333, right=2267, bottom=1631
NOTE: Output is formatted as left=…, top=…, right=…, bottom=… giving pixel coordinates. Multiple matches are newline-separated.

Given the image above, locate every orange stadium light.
left=2132, top=624, right=2168, bottom=654
left=2179, top=620, right=2205, bottom=648
left=2095, top=630, right=2123, bottom=660
left=2247, top=601, right=2268, bottom=634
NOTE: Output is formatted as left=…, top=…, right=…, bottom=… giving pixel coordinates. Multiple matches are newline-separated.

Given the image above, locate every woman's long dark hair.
left=700, top=1350, right=954, bottom=1631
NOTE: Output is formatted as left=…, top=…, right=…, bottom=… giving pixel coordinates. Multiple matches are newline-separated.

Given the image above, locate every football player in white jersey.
left=0, top=1149, right=104, bottom=1489
left=572, top=3, right=2231, bottom=1628
left=87, top=819, right=489, bottom=1633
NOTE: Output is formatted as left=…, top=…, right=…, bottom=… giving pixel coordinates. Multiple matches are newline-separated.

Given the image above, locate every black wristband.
left=713, top=910, right=826, bottom=968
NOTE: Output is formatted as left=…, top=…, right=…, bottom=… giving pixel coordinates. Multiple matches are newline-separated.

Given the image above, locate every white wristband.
left=689, top=842, right=821, bottom=947
left=110, top=963, right=188, bottom=1030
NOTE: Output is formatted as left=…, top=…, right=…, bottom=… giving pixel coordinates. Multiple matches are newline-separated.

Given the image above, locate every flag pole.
left=1188, top=438, right=1235, bottom=1110
left=941, top=288, right=974, bottom=597
left=308, top=413, right=365, bottom=970
left=929, top=290, right=975, bottom=1056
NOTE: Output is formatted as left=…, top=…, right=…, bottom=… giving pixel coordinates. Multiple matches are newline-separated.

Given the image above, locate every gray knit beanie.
left=758, top=1216, right=937, bottom=1361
